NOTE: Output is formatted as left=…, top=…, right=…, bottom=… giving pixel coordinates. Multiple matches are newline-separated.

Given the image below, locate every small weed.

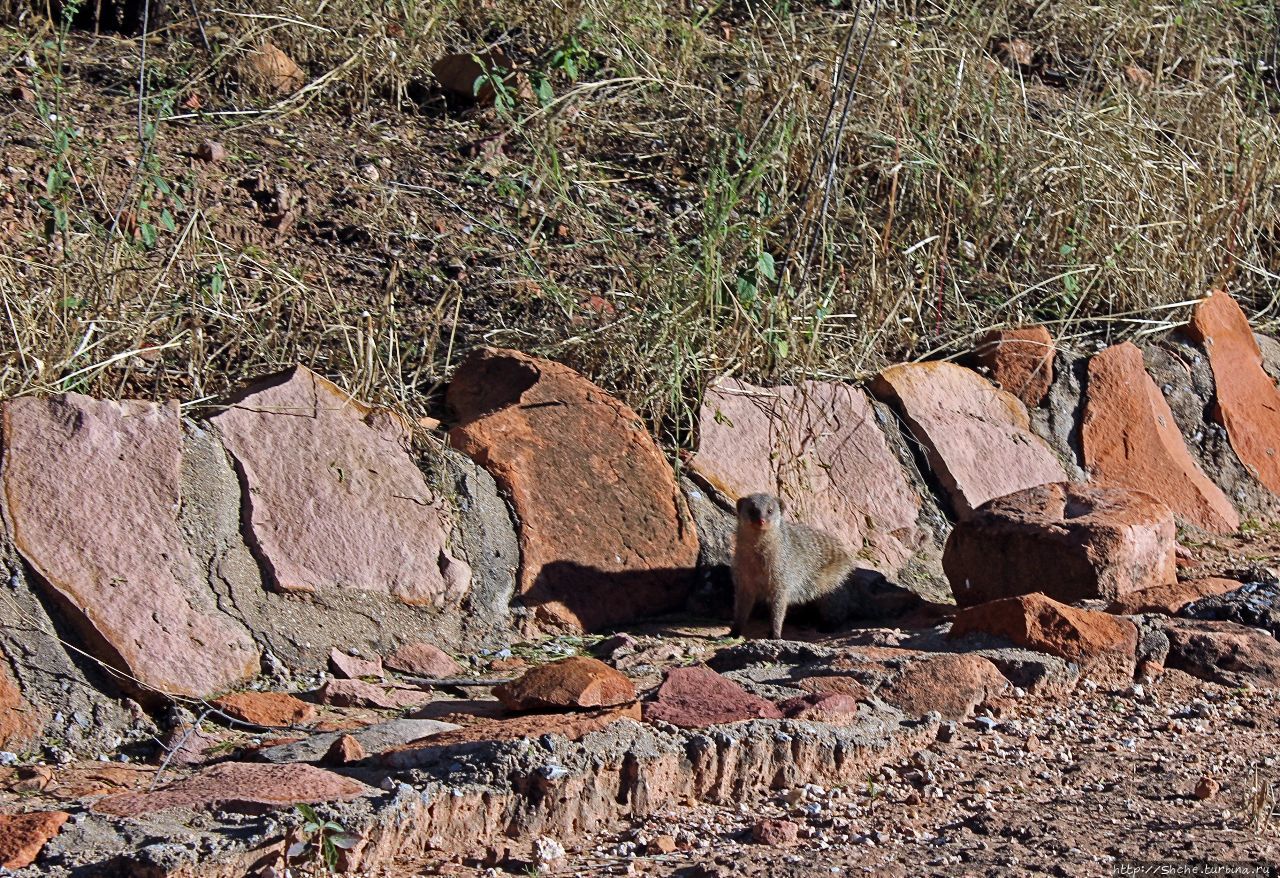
left=1246, top=767, right=1276, bottom=834
left=287, top=804, right=361, bottom=874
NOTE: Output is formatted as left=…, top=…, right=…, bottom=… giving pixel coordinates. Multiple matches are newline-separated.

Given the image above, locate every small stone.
left=1194, top=777, right=1219, bottom=801
left=322, top=734, right=366, bottom=766
left=648, top=835, right=678, bottom=854
left=752, top=818, right=800, bottom=846
left=533, top=835, right=566, bottom=867
left=328, top=648, right=384, bottom=680
left=493, top=656, right=636, bottom=712
left=384, top=642, right=463, bottom=678
left=196, top=140, right=227, bottom=162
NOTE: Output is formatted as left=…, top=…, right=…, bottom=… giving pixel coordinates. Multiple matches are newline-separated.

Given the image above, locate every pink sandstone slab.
left=1184, top=290, right=1280, bottom=496
left=1082, top=341, right=1238, bottom=533
left=91, top=762, right=372, bottom=817
left=447, top=348, right=698, bottom=631
left=1, top=395, right=259, bottom=698
left=690, top=378, right=922, bottom=572
left=870, top=361, right=1067, bottom=518
left=210, top=365, right=470, bottom=606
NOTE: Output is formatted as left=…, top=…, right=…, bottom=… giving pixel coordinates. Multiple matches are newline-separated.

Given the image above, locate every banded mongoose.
left=731, top=492, right=857, bottom=640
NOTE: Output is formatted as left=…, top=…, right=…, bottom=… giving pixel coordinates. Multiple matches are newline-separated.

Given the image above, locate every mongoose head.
left=737, top=492, right=783, bottom=531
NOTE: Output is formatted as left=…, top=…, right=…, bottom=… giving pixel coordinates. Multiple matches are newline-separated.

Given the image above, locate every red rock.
left=383, top=642, right=462, bottom=677
left=642, top=666, right=782, bottom=728
left=384, top=705, right=642, bottom=768
left=0, top=656, right=39, bottom=750
left=323, top=734, right=366, bottom=765
left=943, top=482, right=1176, bottom=607
left=972, top=327, right=1054, bottom=408
left=950, top=593, right=1138, bottom=684
left=211, top=692, right=316, bottom=727
left=689, top=378, right=922, bottom=572
left=447, top=348, right=698, bottom=630
left=876, top=654, right=1007, bottom=721
left=1163, top=619, right=1280, bottom=688
left=92, top=762, right=371, bottom=817
left=493, top=656, right=636, bottom=712
left=316, top=679, right=431, bottom=710
left=1082, top=342, right=1237, bottom=533
left=211, top=366, right=471, bottom=606
left=1194, top=776, right=1219, bottom=800
left=158, top=723, right=228, bottom=767
left=752, top=818, right=800, bottom=846
left=777, top=691, right=862, bottom=724
left=869, top=362, right=1066, bottom=518
left=1184, top=290, right=1280, bottom=495
left=329, top=649, right=384, bottom=680
left=0, top=810, right=69, bottom=869
left=1108, top=578, right=1243, bottom=616
left=1, top=395, right=259, bottom=698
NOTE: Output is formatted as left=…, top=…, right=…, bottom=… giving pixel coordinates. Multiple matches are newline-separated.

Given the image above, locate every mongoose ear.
left=776, top=496, right=786, bottom=515
left=736, top=496, right=749, bottom=516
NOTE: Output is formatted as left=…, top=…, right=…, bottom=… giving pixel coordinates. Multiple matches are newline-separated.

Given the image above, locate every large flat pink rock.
left=1184, top=290, right=1280, bottom=496
left=1, top=396, right=259, bottom=698
left=447, top=348, right=698, bottom=631
left=690, top=378, right=922, bottom=572
left=1083, top=342, right=1237, bottom=533
left=211, top=366, right=470, bottom=606
left=91, top=762, right=372, bottom=817
left=870, top=362, right=1067, bottom=518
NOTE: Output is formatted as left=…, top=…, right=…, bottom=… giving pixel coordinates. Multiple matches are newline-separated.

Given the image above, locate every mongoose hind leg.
left=769, top=596, right=788, bottom=640
left=817, top=587, right=853, bottom=632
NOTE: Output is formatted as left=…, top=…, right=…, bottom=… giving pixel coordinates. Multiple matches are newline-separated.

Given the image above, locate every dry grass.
left=0, top=0, right=1277, bottom=444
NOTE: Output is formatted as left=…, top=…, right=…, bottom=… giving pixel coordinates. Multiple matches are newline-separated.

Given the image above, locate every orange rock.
left=322, top=734, right=366, bottom=765
left=0, top=654, right=39, bottom=751
left=944, top=482, right=1176, bottom=607
left=950, top=593, right=1138, bottom=685
left=211, top=691, right=316, bottom=727
left=492, top=656, right=636, bottom=712
left=242, top=42, right=304, bottom=94
left=448, top=348, right=698, bottom=631
left=1108, top=577, right=1243, bottom=616
left=1184, top=290, right=1280, bottom=495
left=0, top=811, right=69, bottom=869
left=870, top=362, right=1066, bottom=518
left=972, top=326, right=1054, bottom=408
left=1083, top=342, right=1238, bottom=533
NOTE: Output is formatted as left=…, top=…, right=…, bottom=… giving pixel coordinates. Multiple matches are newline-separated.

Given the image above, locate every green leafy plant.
left=287, top=804, right=360, bottom=873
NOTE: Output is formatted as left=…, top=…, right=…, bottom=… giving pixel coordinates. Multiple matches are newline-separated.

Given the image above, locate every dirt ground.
left=394, top=666, right=1278, bottom=877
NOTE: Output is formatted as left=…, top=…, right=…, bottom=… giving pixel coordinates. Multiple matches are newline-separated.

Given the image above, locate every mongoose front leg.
left=731, top=586, right=753, bottom=637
